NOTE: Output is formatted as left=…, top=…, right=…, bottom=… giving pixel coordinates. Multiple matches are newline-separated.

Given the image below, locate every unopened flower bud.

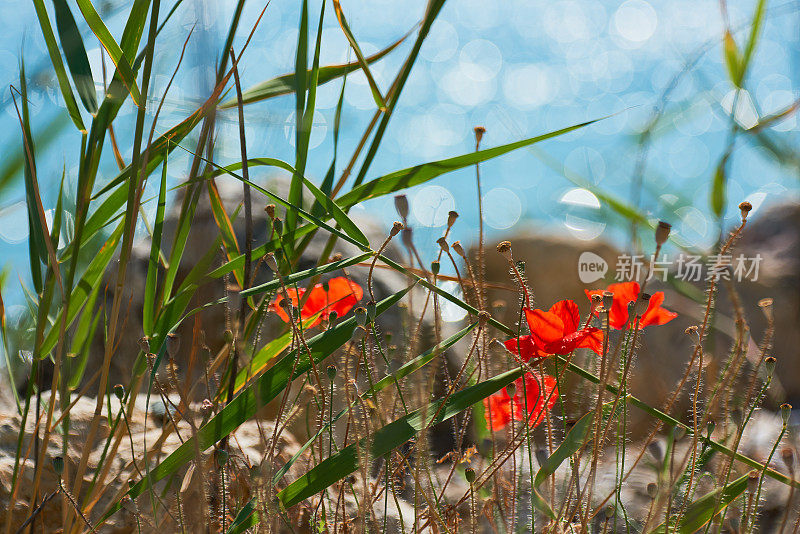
left=473, top=126, right=486, bottom=144
left=478, top=310, right=490, bottom=325
left=272, top=218, right=283, bottom=235
left=139, top=336, right=150, bottom=353
left=355, top=307, right=367, bottom=326
left=646, top=482, right=658, bottom=499
left=673, top=426, right=686, bottom=441
left=648, top=441, right=664, bottom=462
left=390, top=221, right=403, bottom=237
left=223, top=330, right=234, bottom=344
left=447, top=211, right=458, bottom=228
left=52, top=456, right=64, bottom=476
left=452, top=241, right=466, bottom=258
left=366, top=301, right=376, bottom=321
left=327, top=310, right=338, bottom=326
left=781, top=403, right=792, bottom=426
left=265, top=204, right=275, bottom=219
left=496, top=241, right=513, bottom=262
left=436, top=237, right=449, bottom=253
left=759, top=298, right=773, bottom=322
left=394, top=195, right=409, bottom=220
left=765, top=356, right=776, bottom=377
left=430, top=261, right=440, bottom=276
left=327, top=365, right=337, bottom=380
left=655, top=221, right=671, bottom=246
left=215, top=448, right=229, bottom=467
left=739, top=201, right=752, bottom=221
left=166, top=332, right=180, bottom=359
left=114, top=384, right=125, bottom=400
left=464, top=467, right=476, bottom=484
left=604, top=505, right=616, bottom=520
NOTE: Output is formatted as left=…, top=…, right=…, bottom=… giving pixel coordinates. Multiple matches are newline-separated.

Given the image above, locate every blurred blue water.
left=0, top=0, right=798, bottom=310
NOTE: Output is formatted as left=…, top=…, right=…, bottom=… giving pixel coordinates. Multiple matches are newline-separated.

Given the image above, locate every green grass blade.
left=143, top=153, right=168, bottom=335
left=333, top=0, right=386, bottom=110
left=650, top=474, right=748, bottom=534
left=74, top=0, right=142, bottom=106
left=534, top=400, right=622, bottom=488
left=39, top=221, right=123, bottom=357
left=225, top=498, right=258, bottom=534
left=98, top=288, right=409, bottom=524
left=220, top=33, right=405, bottom=108
left=66, top=285, right=102, bottom=389
left=286, top=0, right=309, bottom=245
left=338, top=117, right=602, bottom=207
left=30, top=0, right=86, bottom=131
left=52, top=0, right=97, bottom=113
left=278, top=367, right=524, bottom=507
left=273, top=321, right=477, bottom=484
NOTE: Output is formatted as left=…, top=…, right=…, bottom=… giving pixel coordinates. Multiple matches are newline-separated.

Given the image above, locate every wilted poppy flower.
left=504, top=300, right=603, bottom=361
left=483, top=372, right=558, bottom=431
left=270, top=276, right=363, bottom=327
left=586, top=281, right=676, bottom=330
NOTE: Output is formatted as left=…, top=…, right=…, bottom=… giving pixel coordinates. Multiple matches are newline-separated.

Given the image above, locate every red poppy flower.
left=483, top=372, right=558, bottom=431
left=504, top=300, right=603, bottom=361
left=585, top=281, right=677, bottom=330
left=270, top=276, right=363, bottom=328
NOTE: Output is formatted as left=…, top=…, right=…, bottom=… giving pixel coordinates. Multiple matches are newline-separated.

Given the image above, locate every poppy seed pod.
left=327, top=365, right=337, bottom=380
left=265, top=253, right=279, bottom=272
left=327, top=310, right=338, bottom=326
left=430, top=260, right=440, bottom=276
left=759, top=298, right=774, bottom=322
left=52, top=456, right=64, bottom=476
left=265, top=204, right=275, bottom=219
left=452, top=241, right=466, bottom=258
left=166, top=332, right=180, bottom=359
left=765, top=356, right=776, bottom=376
left=505, top=382, right=515, bottom=397
left=478, top=310, right=490, bottom=325
left=114, top=383, right=125, bottom=401
left=673, top=425, right=686, bottom=441
left=394, top=195, right=409, bottom=220
left=655, top=221, right=671, bottom=246
left=474, top=125, right=486, bottom=144
left=602, top=291, right=614, bottom=312
left=739, top=201, right=752, bottom=221
left=223, top=330, right=234, bottom=344
left=366, top=301, right=376, bottom=321
left=138, top=336, right=150, bottom=353
left=496, top=241, right=513, bottom=262
left=437, top=237, right=449, bottom=252
left=634, top=294, right=651, bottom=317
left=646, top=482, right=658, bottom=499
left=706, top=419, right=716, bottom=438
left=390, top=221, right=403, bottom=237
left=781, top=403, right=792, bottom=426
left=447, top=211, right=458, bottom=228
left=272, top=217, right=283, bottom=235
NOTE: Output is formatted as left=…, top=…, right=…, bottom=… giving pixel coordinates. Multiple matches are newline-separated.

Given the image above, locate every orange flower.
left=483, top=372, right=558, bottom=431
left=504, top=300, right=603, bottom=361
left=585, top=281, right=676, bottom=330
left=270, top=276, right=363, bottom=327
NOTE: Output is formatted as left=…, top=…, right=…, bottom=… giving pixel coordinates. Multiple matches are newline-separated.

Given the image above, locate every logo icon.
left=578, top=251, right=608, bottom=284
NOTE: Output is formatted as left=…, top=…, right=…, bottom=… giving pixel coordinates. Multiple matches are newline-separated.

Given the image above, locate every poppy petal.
left=549, top=299, right=581, bottom=334
left=640, top=291, right=677, bottom=327
left=513, top=373, right=558, bottom=428
left=525, top=309, right=566, bottom=346
left=484, top=389, right=514, bottom=431
left=325, top=276, right=364, bottom=317
left=504, top=335, right=548, bottom=362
